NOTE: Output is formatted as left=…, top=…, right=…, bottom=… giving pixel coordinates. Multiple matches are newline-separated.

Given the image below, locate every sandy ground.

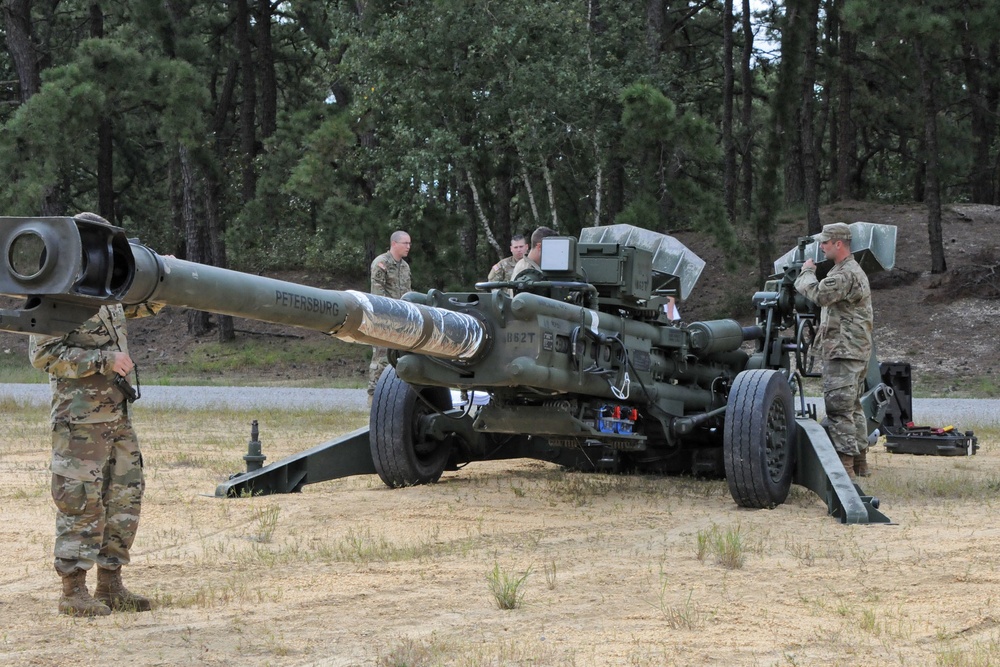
left=1, top=402, right=999, bottom=667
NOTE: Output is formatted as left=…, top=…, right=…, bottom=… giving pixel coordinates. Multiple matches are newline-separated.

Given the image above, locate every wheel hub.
left=765, top=400, right=788, bottom=481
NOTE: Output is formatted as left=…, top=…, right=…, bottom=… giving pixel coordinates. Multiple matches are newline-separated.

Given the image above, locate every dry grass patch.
left=2, top=402, right=1000, bottom=666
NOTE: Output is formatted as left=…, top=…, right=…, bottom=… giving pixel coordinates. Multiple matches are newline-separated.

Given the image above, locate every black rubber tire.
left=723, top=369, right=796, bottom=509
left=370, top=366, right=453, bottom=488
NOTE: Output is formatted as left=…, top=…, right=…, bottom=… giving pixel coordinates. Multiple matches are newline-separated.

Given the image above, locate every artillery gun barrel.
left=0, top=216, right=486, bottom=361
left=128, top=245, right=486, bottom=361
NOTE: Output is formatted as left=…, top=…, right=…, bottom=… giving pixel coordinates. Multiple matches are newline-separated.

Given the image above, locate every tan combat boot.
left=854, top=447, right=871, bottom=477
left=59, top=569, right=111, bottom=617
left=95, top=567, right=152, bottom=612
left=837, top=452, right=856, bottom=480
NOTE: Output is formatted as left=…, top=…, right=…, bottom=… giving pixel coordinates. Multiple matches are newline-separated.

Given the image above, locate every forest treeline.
left=2, top=0, right=995, bottom=338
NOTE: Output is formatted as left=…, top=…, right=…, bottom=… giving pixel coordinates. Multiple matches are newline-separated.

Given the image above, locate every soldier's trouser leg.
left=51, top=418, right=144, bottom=573
left=367, top=346, right=388, bottom=397
left=821, top=358, right=868, bottom=457
left=97, top=419, right=144, bottom=569
left=853, top=378, right=871, bottom=476
left=52, top=422, right=107, bottom=574
left=854, top=400, right=869, bottom=451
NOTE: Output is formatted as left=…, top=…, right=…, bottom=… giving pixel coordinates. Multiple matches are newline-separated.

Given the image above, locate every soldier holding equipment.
left=794, top=222, right=875, bottom=479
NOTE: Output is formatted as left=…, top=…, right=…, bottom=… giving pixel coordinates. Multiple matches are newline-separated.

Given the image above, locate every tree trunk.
left=722, top=0, right=736, bottom=227
left=800, top=0, right=821, bottom=234
left=914, top=38, right=946, bottom=274
left=466, top=170, right=502, bottom=257
left=962, top=36, right=997, bottom=204
left=256, top=0, right=277, bottom=139
left=835, top=29, right=856, bottom=201
left=542, top=159, right=559, bottom=232
left=592, top=158, right=602, bottom=227
left=645, top=0, right=665, bottom=61
left=205, top=182, right=235, bottom=341
left=96, top=118, right=115, bottom=222
left=756, top=0, right=805, bottom=284
left=4, top=0, right=60, bottom=214
left=512, top=136, right=540, bottom=227
left=606, top=153, right=625, bottom=224
left=235, top=0, right=257, bottom=202
left=89, top=3, right=116, bottom=222
left=210, top=59, right=240, bottom=342
left=461, top=182, right=479, bottom=285
left=179, top=145, right=211, bottom=335
left=3, top=0, right=42, bottom=102
left=738, top=0, right=754, bottom=225
left=496, top=159, right=513, bottom=251
left=783, top=116, right=804, bottom=207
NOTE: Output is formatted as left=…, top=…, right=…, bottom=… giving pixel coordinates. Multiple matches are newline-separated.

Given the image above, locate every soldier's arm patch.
left=821, top=274, right=849, bottom=291
left=371, top=263, right=390, bottom=295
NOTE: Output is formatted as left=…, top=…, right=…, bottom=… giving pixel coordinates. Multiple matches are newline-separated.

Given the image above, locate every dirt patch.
left=1, top=405, right=998, bottom=666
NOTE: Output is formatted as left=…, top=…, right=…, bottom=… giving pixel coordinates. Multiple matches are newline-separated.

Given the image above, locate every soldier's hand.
left=802, top=258, right=816, bottom=270
left=106, top=351, right=134, bottom=377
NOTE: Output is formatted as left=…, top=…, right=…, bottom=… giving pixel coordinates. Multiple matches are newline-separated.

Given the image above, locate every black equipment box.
left=878, top=362, right=979, bottom=456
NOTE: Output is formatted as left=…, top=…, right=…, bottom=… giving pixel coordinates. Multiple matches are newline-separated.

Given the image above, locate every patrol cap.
left=818, top=222, right=851, bottom=243
left=74, top=211, right=112, bottom=226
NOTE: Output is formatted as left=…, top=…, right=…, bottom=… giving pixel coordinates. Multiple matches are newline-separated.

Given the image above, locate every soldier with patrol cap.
left=794, top=222, right=874, bottom=479
left=29, top=212, right=160, bottom=616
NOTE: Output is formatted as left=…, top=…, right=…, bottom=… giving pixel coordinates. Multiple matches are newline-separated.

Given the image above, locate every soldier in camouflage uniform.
left=487, top=235, right=529, bottom=283
left=511, top=226, right=556, bottom=281
left=794, top=222, right=874, bottom=479
left=367, top=230, right=412, bottom=403
left=28, top=213, right=160, bottom=617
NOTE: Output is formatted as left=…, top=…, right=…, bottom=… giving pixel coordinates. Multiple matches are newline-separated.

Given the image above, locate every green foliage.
left=486, top=563, right=531, bottom=610
left=0, top=37, right=205, bottom=231
left=617, top=83, right=737, bottom=252
left=695, top=523, right=747, bottom=569
left=3, top=0, right=1000, bottom=282
left=840, top=0, right=999, bottom=204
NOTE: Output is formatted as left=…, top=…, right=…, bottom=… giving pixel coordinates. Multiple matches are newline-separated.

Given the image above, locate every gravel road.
left=0, top=383, right=369, bottom=412
left=2, top=383, right=997, bottom=428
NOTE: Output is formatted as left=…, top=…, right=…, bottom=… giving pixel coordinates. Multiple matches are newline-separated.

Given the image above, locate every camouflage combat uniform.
left=488, top=256, right=518, bottom=283
left=794, top=256, right=874, bottom=456
left=367, top=251, right=412, bottom=397
left=511, top=255, right=542, bottom=281
left=29, top=304, right=154, bottom=576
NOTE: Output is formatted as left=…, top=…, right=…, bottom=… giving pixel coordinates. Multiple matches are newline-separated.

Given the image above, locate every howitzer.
left=0, top=217, right=897, bottom=523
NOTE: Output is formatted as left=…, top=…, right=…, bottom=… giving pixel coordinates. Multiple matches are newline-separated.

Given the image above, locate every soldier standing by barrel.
left=794, top=222, right=874, bottom=479
left=367, top=230, right=412, bottom=405
left=29, top=212, right=159, bottom=616
left=487, top=234, right=529, bottom=283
